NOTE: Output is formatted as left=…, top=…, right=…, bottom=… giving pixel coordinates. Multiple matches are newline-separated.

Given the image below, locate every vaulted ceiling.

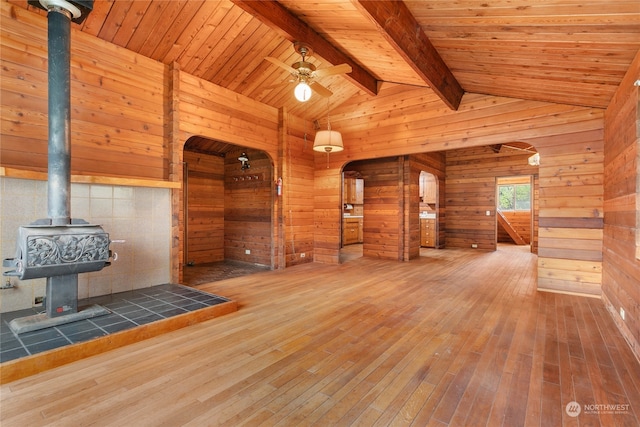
left=13, top=0, right=640, bottom=123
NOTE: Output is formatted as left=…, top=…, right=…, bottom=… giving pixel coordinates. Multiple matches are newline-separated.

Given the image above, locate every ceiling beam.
left=353, top=0, right=464, bottom=110
left=231, top=0, right=378, bottom=97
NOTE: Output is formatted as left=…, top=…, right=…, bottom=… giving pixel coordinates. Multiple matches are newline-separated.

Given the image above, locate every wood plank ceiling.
left=11, top=0, right=640, bottom=126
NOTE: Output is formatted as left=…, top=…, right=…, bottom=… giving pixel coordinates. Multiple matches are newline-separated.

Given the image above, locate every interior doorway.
left=495, top=176, right=534, bottom=250
left=340, top=168, right=364, bottom=262
left=182, top=137, right=274, bottom=285
left=419, top=171, right=438, bottom=251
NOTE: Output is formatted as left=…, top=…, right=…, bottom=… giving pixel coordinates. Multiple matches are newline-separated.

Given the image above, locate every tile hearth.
left=0, top=284, right=230, bottom=363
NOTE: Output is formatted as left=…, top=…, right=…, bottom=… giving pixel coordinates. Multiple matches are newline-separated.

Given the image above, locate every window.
left=498, top=183, right=531, bottom=211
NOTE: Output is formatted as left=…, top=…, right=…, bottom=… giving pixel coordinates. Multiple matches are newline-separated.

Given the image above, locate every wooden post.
left=275, top=107, right=287, bottom=269
left=168, top=62, right=184, bottom=284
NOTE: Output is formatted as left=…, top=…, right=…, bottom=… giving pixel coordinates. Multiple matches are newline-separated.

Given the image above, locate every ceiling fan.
left=264, top=41, right=352, bottom=102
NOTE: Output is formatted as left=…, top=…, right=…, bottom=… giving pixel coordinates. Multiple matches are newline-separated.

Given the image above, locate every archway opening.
left=182, top=136, right=273, bottom=285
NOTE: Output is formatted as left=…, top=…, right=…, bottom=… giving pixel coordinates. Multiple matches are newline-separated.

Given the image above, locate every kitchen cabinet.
left=420, top=218, right=436, bottom=247
left=343, top=217, right=363, bottom=245
left=420, top=173, right=437, bottom=204
left=344, top=178, right=364, bottom=204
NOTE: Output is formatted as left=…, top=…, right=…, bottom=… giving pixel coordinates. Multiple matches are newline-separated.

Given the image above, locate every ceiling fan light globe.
left=294, top=82, right=312, bottom=102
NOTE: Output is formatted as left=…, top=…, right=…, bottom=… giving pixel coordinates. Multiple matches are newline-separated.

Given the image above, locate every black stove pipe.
left=27, top=0, right=93, bottom=223
left=46, top=6, right=72, bottom=226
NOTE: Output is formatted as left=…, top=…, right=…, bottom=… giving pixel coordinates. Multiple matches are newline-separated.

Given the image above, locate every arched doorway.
left=182, top=137, right=273, bottom=285
left=419, top=171, right=438, bottom=250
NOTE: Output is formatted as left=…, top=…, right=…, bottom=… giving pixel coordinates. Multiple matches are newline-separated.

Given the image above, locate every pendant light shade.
left=313, top=130, right=343, bottom=153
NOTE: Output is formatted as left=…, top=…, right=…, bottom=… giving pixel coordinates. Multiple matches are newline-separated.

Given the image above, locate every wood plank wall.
left=313, top=163, right=341, bottom=264
left=445, top=145, right=537, bottom=251
left=532, top=174, right=539, bottom=254
left=177, top=72, right=279, bottom=154
left=184, top=150, right=225, bottom=265
left=602, top=51, right=640, bottom=361
left=346, top=157, right=404, bottom=260
left=404, top=157, right=422, bottom=260
left=280, top=113, right=316, bottom=267
left=528, top=130, right=604, bottom=297
left=0, top=2, right=167, bottom=179
left=224, top=147, right=272, bottom=266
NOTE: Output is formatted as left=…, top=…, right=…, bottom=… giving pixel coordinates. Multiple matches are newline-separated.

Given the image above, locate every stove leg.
left=45, top=274, right=78, bottom=317
left=8, top=273, right=110, bottom=335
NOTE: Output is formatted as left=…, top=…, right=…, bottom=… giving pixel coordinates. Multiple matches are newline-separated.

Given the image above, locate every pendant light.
left=313, top=100, right=343, bottom=154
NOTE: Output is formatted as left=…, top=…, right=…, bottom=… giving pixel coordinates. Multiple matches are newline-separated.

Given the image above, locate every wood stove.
left=2, top=0, right=114, bottom=334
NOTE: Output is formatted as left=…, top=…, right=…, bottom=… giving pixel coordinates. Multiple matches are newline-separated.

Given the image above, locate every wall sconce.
left=238, top=152, right=250, bottom=170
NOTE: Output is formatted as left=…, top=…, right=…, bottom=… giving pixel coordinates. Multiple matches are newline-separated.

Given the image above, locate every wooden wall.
left=528, top=130, right=604, bottom=297
left=0, top=2, right=167, bottom=180
left=279, top=113, right=316, bottom=267
left=224, top=147, right=272, bottom=266
left=602, top=50, right=640, bottom=361
left=347, top=157, right=404, bottom=260
left=445, top=145, right=537, bottom=251
left=184, top=150, right=225, bottom=265
left=404, top=158, right=420, bottom=260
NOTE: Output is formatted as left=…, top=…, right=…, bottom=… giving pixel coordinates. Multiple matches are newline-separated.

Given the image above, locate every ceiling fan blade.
left=313, top=63, right=352, bottom=78
left=264, top=57, right=297, bottom=75
left=309, top=81, right=333, bottom=98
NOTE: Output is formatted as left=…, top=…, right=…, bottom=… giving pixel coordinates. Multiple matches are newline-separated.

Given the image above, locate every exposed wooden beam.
left=353, top=0, right=464, bottom=110
left=231, top=0, right=378, bottom=97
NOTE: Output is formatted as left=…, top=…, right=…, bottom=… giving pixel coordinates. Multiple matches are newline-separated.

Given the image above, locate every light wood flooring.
left=1, top=246, right=639, bottom=426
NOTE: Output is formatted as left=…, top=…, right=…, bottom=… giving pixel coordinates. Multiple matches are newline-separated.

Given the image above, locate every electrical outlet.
left=471, top=243, right=478, bottom=248
left=245, top=249, right=251, bottom=255
left=35, top=296, right=44, bottom=305
left=300, top=253, right=305, bottom=258
left=620, top=307, right=625, bottom=321
left=486, top=210, right=491, bottom=216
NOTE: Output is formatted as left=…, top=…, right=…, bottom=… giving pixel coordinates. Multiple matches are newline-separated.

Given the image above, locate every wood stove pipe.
left=28, top=0, right=93, bottom=224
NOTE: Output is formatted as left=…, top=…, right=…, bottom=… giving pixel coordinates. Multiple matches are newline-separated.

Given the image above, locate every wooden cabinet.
left=344, top=178, right=364, bottom=204
left=343, top=217, right=363, bottom=245
left=420, top=173, right=437, bottom=204
left=420, top=218, right=436, bottom=247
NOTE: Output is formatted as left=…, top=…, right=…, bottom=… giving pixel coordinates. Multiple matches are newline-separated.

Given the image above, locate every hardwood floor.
left=1, top=246, right=639, bottom=426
